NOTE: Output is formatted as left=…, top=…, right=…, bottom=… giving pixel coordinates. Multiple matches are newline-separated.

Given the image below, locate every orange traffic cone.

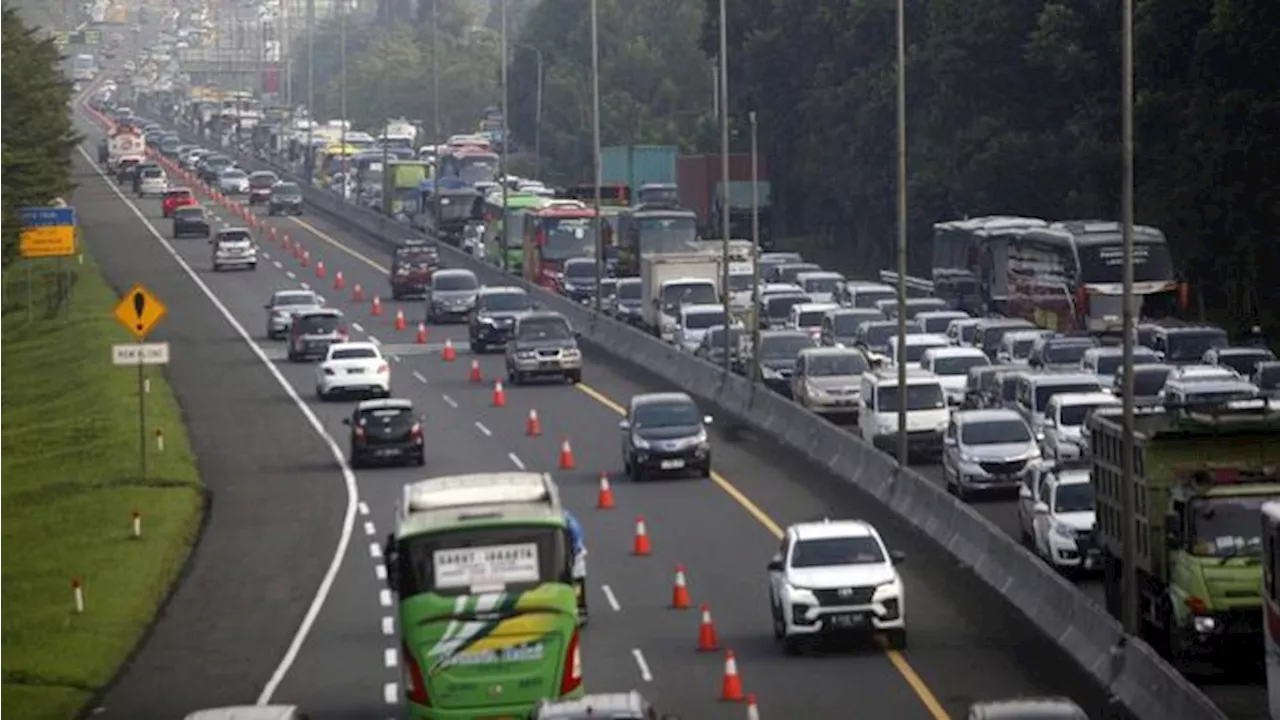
left=558, top=438, right=576, bottom=470
left=526, top=409, right=542, bottom=436
left=632, top=516, right=652, bottom=556
left=596, top=473, right=614, bottom=508
left=371, top=296, right=383, bottom=317
left=282, top=234, right=292, bottom=251
left=468, top=359, right=482, bottom=383
left=333, top=271, right=345, bottom=290
left=351, top=283, right=364, bottom=302
left=671, top=565, right=691, bottom=609
left=394, top=309, right=407, bottom=332
left=269, top=227, right=277, bottom=242
left=721, top=650, right=744, bottom=702
left=492, top=380, right=506, bottom=408
left=292, top=242, right=302, bottom=259
left=415, top=323, right=428, bottom=344
left=315, top=260, right=327, bottom=279
left=745, top=694, right=760, bottom=720
left=442, top=338, right=457, bottom=362
left=697, top=604, right=719, bottom=651
left=300, top=251, right=310, bottom=268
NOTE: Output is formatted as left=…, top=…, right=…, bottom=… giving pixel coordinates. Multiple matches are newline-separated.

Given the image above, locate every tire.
left=567, top=370, right=582, bottom=384
left=782, top=634, right=804, bottom=656
left=699, top=460, right=712, bottom=478
left=770, top=598, right=785, bottom=639
left=413, top=450, right=425, bottom=467
left=628, top=457, right=643, bottom=483
left=884, top=628, right=907, bottom=650
left=350, top=451, right=363, bottom=469
left=511, top=371, right=524, bottom=387
left=316, top=386, right=327, bottom=401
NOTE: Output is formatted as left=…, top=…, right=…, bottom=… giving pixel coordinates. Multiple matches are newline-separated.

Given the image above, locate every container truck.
left=600, top=146, right=678, bottom=205
left=640, top=251, right=723, bottom=341
left=677, top=154, right=773, bottom=248
left=1089, top=402, right=1280, bottom=665
left=107, top=123, right=146, bottom=168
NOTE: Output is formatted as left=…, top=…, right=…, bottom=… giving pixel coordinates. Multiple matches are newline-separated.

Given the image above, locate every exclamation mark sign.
left=133, top=291, right=146, bottom=333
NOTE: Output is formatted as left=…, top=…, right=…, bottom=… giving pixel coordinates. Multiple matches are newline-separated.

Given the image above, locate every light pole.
left=305, top=0, right=314, bottom=184
left=590, top=0, right=603, bottom=313
left=339, top=0, right=348, bottom=193
left=431, top=0, right=440, bottom=240
left=749, top=110, right=762, bottom=381
left=499, top=0, right=510, bottom=272
left=894, top=0, right=909, bottom=465
left=1119, top=0, right=1139, bottom=637
left=717, top=0, right=731, bottom=372
left=517, top=43, right=544, bottom=180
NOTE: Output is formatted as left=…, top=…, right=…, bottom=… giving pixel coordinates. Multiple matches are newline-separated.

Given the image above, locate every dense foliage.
left=1, top=6, right=80, bottom=266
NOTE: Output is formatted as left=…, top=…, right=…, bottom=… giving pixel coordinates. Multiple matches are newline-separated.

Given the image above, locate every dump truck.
left=1089, top=401, right=1280, bottom=664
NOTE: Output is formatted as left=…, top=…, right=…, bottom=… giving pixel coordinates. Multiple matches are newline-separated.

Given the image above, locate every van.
left=841, top=281, right=896, bottom=310
left=887, top=333, right=951, bottom=370
left=973, top=318, right=1036, bottom=361
left=858, top=367, right=949, bottom=458
left=1015, top=372, right=1104, bottom=440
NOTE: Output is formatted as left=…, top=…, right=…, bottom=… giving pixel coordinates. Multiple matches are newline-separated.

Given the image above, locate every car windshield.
left=897, top=342, right=944, bottom=364
left=661, top=283, right=717, bottom=312
left=1166, top=330, right=1229, bottom=362
left=433, top=273, right=478, bottom=291
left=274, top=293, right=317, bottom=307
left=250, top=174, right=276, bottom=188
left=357, top=407, right=414, bottom=429
left=727, top=274, right=753, bottom=292
left=1218, top=350, right=1274, bottom=376
left=1189, top=495, right=1269, bottom=558
left=297, top=315, right=340, bottom=333
left=864, top=323, right=921, bottom=347
left=761, top=334, right=813, bottom=360
left=684, top=311, right=726, bottom=330
left=331, top=347, right=378, bottom=360
left=766, top=296, right=808, bottom=318
left=1008, top=338, right=1036, bottom=358
left=932, top=355, right=989, bottom=376
left=142, top=167, right=163, bottom=178
left=1044, top=341, right=1094, bottom=364
left=832, top=312, right=878, bottom=335
left=617, top=281, right=642, bottom=300
left=218, top=231, right=252, bottom=243
left=704, top=327, right=743, bottom=351
left=794, top=310, right=825, bottom=328
left=1058, top=402, right=1109, bottom=427
left=632, top=401, right=701, bottom=428
left=921, top=315, right=963, bottom=333
left=876, top=383, right=946, bottom=411
left=518, top=317, right=572, bottom=340
left=174, top=207, right=203, bottom=219
left=1053, top=483, right=1095, bottom=514
left=1257, top=364, right=1280, bottom=390
left=960, top=418, right=1032, bottom=445
left=808, top=353, right=868, bottom=376
left=563, top=261, right=595, bottom=280
left=803, top=277, right=841, bottom=294
left=221, top=169, right=246, bottom=179
left=165, top=190, right=191, bottom=199
left=1095, top=352, right=1158, bottom=376
left=274, top=183, right=301, bottom=195
left=479, top=292, right=530, bottom=312
left=1035, top=382, right=1102, bottom=413
left=1124, top=368, right=1172, bottom=396
left=790, top=536, right=885, bottom=568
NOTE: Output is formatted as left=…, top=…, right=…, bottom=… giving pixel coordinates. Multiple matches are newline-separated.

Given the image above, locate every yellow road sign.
left=20, top=225, right=77, bottom=257
left=113, top=284, right=168, bottom=340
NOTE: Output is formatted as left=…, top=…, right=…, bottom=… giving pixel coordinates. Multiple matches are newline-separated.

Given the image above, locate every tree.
left=1, top=6, right=79, bottom=266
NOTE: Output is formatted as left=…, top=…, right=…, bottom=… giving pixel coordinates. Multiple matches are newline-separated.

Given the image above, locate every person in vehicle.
left=565, top=509, right=588, bottom=623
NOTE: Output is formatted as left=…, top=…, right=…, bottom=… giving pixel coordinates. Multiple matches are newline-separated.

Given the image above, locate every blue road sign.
left=18, top=207, right=77, bottom=227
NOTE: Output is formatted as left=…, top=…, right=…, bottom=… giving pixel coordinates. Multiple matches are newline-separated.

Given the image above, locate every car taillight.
left=353, top=427, right=366, bottom=440
left=410, top=422, right=423, bottom=441
left=559, top=627, right=583, bottom=696
left=377, top=363, right=389, bottom=374
left=402, top=640, right=430, bottom=706
left=337, top=327, right=349, bottom=339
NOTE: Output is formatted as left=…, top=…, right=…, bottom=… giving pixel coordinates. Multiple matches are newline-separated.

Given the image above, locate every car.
left=942, top=408, right=1041, bottom=500
left=694, top=324, right=743, bottom=367
left=389, top=238, right=440, bottom=299
left=620, top=392, right=713, bottom=481
left=919, top=346, right=991, bottom=405
left=820, top=308, right=882, bottom=348
left=267, top=181, right=304, bottom=216
left=767, top=518, right=907, bottom=653
left=171, top=205, right=210, bottom=238
left=264, top=289, right=323, bottom=339
left=1016, top=467, right=1100, bottom=573
left=854, top=319, right=922, bottom=358
left=559, top=257, right=598, bottom=303
left=135, top=164, right=166, bottom=196
left=914, top=309, right=971, bottom=335
left=791, top=346, right=867, bottom=420
left=218, top=168, right=251, bottom=194
left=161, top=186, right=196, bottom=217
left=611, top=277, right=644, bottom=326
left=1026, top=334, right=1098, bottom=371
left=183, top=705, right=308, bottom=720
left=198, top=154, right=235, bottom=183
left=1111, top=362, right=1173, bottom=406
left=181, top=147, right=209, bottom=170
left=1202, top=346, right=1276, bottom=378
left=674, top=304, right=732, bottom=353
left=745, top=330, right=816, bottom=394
left=210, top=228, right=257, bottom=271
left=1254, top=360, right=1280, bottom=400
left=1039, top=392, right=1119, bottom=461
left=246, top=170, right=279, bottom=204
left=315, top=341, right=390, bottom=400
left=425, top=268, right=480, bottom=323
left=1080, top=345, right=1160, bottom=387
left=505, top=311, right=583, bottom=385
left=342, top=398, right=423, bottom=467
left=287, top=308, right=347, bottom=361
left=532, top=691, right=674, bottom=720
left=469, top=286, right=533, bottom=353
left=996, top=329, right=1054, bottom=365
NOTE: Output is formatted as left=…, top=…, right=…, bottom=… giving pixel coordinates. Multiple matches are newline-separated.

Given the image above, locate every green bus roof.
left=395, top=472, right=566, bottom=538
left=486, top=192, right=547, bottom=210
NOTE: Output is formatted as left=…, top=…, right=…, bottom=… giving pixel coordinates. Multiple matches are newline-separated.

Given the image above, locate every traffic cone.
left=269, top=227, right=277, bottom=242
left=315, top=260, right=327, bottom=279
left=492, top=380, right=506, bottom=408
left=632, top=516, right=652, bottom=556
left=282, top=233, right=292, bottom=251
left=526, top=409, right=542, bottom=436
left=468, top=359, right=482, bottom=383
left=292, top=242, right=302, bottom=259
left=351, top=283, right=364, bottom=302
left=394, top=309, right=407, bottom=331
left=596, top=473, right=614, bottom=508
left=371, top=296, right=383, bottom=317
left=441, top=338, right=457, bottom=361
left=300, top=250, right=310, bottom=268
left=697, top=604, right=719, bottom=651
left=721, top=650, right=744, bottom=702
left=558, top=438, right=576, bottom=470
left=415, top=323, right=428, bottom=344
left=333, top=271, right=345, bottom=290
left=671, top=565, right=692, bottom=609
left=745, top=694, right=759, bottom=719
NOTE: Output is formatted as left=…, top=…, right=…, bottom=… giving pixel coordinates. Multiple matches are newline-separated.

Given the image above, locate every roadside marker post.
left=72, top=578, right=84, bottom=614
left=132, top=510, right=142, bottom=539
left=112, top=284, right=169, bottom=482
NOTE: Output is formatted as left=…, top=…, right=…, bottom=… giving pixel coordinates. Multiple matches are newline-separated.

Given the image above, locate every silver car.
left=942, top=408, right=1041, bottom=501
left=791, top=346, right=868, bottom=420
left=264, top=289, right=323, bottom=339
left=425, top=268, right=480, bottom=323
left=218, top=168, right=251, bottom=194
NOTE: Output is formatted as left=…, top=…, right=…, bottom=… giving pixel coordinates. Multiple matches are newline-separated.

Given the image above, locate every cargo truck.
left=1089, top=402, right=1280, bottom=664
left=107, top=123, right=145, bottom=169
left=382, top=159, right=431, bottom=218
left=600, top=146, right=678, bottom=206
left=677, top=154, right=773, bottom=249
left=641, top=251, right=723, bottom=341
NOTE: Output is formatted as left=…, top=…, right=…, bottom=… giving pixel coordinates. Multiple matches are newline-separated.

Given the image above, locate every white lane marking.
left=75, top=145, right=360, bottom=706
left=379, top=589, right=392, bottom=607
left=359, top=502, right=370, bottom=515
left=384, top=648, right=398, bottom=668
left=383, top=683, right=398, bottom=705
left=272, top=260, right=283, bottom=269
left=442, top=394, right=458, bottom=409
left=412, top=371, right=427, bottom=383
left=390, top=354, right=400, bottom=363
left=474, top=421, right=492, bottom=437
left=352, top=322, right=365, bottom=333
left=381, top=616, right=395, bottom=635
left=508, top=452, right=526, bottom=470
left=369, top=336, right=381, bottom=346
left=262, top=251, right=271, bottom=259
left=602, top=584, right=622, bottom=612
left=317, top=295, right=326, bottom=304
left=370, top=542, right=382, bottom=559
left=300, top=282, right=311, bottom=290
left=631, top=649, right=654, bottom=682
left=375, top=564, right=387, bottom=581
left=364, top=521, right=376, bottom=536
left=285, top=270, right=296, bottom=279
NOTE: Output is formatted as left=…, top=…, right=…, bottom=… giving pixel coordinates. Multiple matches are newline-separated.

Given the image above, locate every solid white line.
left=379, top=589, right=392, bottom=607
left=412, top=371, right=427, bottom=383
left=369, top=542, right=382, bottom=559
left=381, top=616, right=395, bottom=635
left=352, top=322, right=365, bottom=333
left=285, top=270, right=296, bottom=279
left=508, top=452, right=526, bottom=470
left=631, top=649, right=654, bottom=682
left=383, top=683, right=398, bottom=705
left=359, top=502, right=370, bottom=515
left=602, top=584, right=622, bottom=612
left=368, top=336, right=382, bottom=346
left=384, top=648, right=398, bottom=668
left=364, top=521, right=376, bottom=536
left=442, top=394, right=458, bottom=409
left=74, top=144, right=360, bottom=707
left=300, top=281, right=311, bottom=290
left=375, top=564, right=387, bottom=581
left=474, top=421, right=492, bottom=437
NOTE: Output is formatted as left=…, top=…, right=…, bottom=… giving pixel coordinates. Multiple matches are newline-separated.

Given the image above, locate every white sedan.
left=218, top=168, right=251, bottom=194
left=315, top=342, right=391, bottom=401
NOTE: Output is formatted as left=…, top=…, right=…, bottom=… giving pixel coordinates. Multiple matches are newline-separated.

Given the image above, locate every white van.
left=859, top=367, right=949, bottom=458
left=842, top=281, right=896, bottom=310
left=920, top=346, right=990, bottom=405
left=789, top=301, right=840, bottom=341
left=887, top=333, right=951, bottom=370
left=795, top=270, right=845, bottom=304
left=1014, top=372, right=1105, bottom=441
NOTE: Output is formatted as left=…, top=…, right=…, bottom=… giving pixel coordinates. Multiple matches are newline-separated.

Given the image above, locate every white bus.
left=72, top=53, right=96, bottom=82
left=1265, top=500, right=1280, bottom=720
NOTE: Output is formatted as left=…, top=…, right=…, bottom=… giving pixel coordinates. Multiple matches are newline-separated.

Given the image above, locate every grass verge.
left=1, top=256, right=204, bottom=720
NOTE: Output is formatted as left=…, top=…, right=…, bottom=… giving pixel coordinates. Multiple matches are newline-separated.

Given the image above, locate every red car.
left=162, top=187, right=196, bottom=217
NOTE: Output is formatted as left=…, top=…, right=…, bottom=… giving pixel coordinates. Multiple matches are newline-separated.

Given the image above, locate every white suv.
left=210, top=228, right=257, bottom=271
left=767, top=519, right=906, bottom=654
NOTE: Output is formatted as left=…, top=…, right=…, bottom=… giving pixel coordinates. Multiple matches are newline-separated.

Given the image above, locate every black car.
left=389, top=239, right=440, bottom=299
left=620, top=392, right=713, bottom=481
left=749, top=330, right=817, bottom=395
left=267, top=181, right=304, bottom=215
left=171, top=206, right=211, bottom=238
left=247, top=171, right=279, bottom=205
left=559, top=257, right=597, bottom=303
left=343, top=398, right=424, bottom=467
left=469, top=286, right=533, bottom=353
left=198, top=155, right=234, bottom=184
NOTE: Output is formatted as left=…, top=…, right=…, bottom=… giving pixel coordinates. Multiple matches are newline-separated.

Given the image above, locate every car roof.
left=298, top=307, right=343, bottom=317
left=1005, top=329, right=1052, bottom=341
left=517, top=310, right=567, bottom=323
left=845, top=281, right=893, bottom=291
left=632, top=391, right=694, bottom=408
left=165, top=186, right=192, bottom=193
left=1047, top=391, right=1118, bottom=408
left=761, top=329, right=811, bottom=340
left=329, top=341, right=378, bottom=352
left=273, top=289, right=317, bottom=299
left=799, top=346, right=862, bottom=358
left=563, top=257, right=594, bottom=266
left=956, top=407, right=1025, bottom=424
left=216, top=227, right=252, bottom=236
left=894, top=333, right=950, bottom=346
left=1085, top=345, right=1156, bottom=358
left=789, top=518, right=877, bottom=541
left=356, top=398, right=413, bottom=411
left=478, top=285, right=526, bottom=296
left=183, top=705, right=300, bottom=720
left=794, top=302, right=839, bottom=313
left=1025, top=372, right=1100, bottom=385
left=433, top=268, right=476, bottom=278
left=682, top=303, right=724, bottom=314
left=924, top=346, right=986, bottom=357
left=916, top=309, right=969, bottom=319
left=1215, top=346, right=1273, bottom=356
left=249, top=170, right=277, bottom=177
left=796, top=270, right=843, bottom=280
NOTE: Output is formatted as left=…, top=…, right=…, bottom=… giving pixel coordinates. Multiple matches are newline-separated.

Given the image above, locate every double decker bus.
left=522, top=205, right=598, bottom=289
left=1265, top=501, right=1280, bottom=719
left=438, top=145, right=500, bottom=187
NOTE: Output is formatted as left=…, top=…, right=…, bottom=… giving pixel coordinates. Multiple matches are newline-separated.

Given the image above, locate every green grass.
left=1, top=256, right=204, bottom=720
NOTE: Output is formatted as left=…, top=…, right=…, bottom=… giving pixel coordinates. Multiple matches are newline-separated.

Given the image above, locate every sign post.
left=113, top=284, right=168, bottom=481
left=18, top=206, right=79, bottom=323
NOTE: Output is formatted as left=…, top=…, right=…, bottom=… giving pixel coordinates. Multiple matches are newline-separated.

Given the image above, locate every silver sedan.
left=264, top=289, right=323, bottom=339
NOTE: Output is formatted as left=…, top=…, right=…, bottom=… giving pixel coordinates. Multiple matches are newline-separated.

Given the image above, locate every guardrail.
left=179, top=129, right=1224, bottom=720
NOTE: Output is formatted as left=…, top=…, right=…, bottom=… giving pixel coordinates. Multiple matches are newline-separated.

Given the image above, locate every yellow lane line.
left=286, top=215, right=951, bottom=720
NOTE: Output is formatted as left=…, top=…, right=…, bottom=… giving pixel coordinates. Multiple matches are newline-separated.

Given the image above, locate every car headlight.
left=322, top=367, right=335, bottom=376
left=478, top=316, right=496, bottom=326
left=516, top=350, right=536, bottom=359
left=563, top=348, right=581, bottom=358
left=1051, top=521, right=1075, bottom=540
left=959, top=452, right=980, bottom=464
left=807, top=383, right=828, bottom=398
left=762, top=366, right=782, bottom=380
left=694, top=428, right=709, bottom=447
left=632, top=435, right=650, bottom=450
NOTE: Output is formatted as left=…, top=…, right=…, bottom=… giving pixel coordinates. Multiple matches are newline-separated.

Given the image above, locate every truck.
left=382, top=160, right=432, bottom=218
left=677, top=154, right=773, bottom=249
left=107, top=123, right=146, bottom=168
left=640, top=251, right=724, bottom=341
left=600, top=146, right=678, bottom=206
left=1089, top=401, right=1280, bottom=665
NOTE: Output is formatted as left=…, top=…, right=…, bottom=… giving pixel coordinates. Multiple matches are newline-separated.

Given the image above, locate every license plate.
left=539, top=361, right=560, bottom=369
left=347, top=369, right=364, bottom=374
left=829, top=613, right=868, bottom=628
left=376, top=448, right=399, bottom=457
left=660, top=459, right=685, bottom=470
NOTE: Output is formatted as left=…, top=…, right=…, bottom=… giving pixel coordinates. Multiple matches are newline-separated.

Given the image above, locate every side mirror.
left=1154, top=351, right=1165, bottom=361
left=341, top=417, right=351, bottom=425
left=1018, top=484, right=1032, bottom=500
left=1033, top=501, right=1049, bottom=515
left=943, top=435, right=957, bottom=447
left=264, top=303, right=271, bottom=309
left=703, top=415, right=714, bottom=425
left=618, top=419, right=631, bottom=431
left=1164, top=511, right=1182, bottom=548
left=383, top=533, right=400, bottom=592
left=574, top=330, right=582, bottom=339
left=767, top=555, right=783, bottom=572
left=889, top=549, right=906, bottom=565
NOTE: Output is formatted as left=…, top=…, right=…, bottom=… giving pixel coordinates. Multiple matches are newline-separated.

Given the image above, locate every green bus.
left=384, top=472, right=584, bottom=719
left=482, top=190, right=550, bottom=273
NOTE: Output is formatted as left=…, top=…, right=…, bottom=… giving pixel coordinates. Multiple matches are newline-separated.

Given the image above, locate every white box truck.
left=641, top=251, right=724, bottom=341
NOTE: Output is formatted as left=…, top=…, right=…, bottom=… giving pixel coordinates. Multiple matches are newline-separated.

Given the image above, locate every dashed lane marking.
left=602, top=584, right=621, bottom=612
left=474, top=421, right=492, bottom=437
left=631, top=649, right=653, bottom=682
left=442, top=394, right=458, bottom=409
left=508, top=452, right=526, bottom=470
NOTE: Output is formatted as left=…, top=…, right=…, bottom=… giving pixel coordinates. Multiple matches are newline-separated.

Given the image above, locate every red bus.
left=522, top=206, right=599, bottom=289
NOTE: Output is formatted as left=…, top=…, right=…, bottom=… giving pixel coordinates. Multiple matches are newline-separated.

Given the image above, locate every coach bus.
left=1265, top=501, right=1280, bottom=720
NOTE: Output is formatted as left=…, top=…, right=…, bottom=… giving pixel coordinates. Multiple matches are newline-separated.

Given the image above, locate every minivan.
left=1015, top=372, right=1104, bottom=440
left=858, top=367, right=949, bottom=458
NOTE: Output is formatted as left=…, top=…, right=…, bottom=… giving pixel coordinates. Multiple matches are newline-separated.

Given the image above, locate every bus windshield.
left=539, top=218, right=596, bottom=261
left=457, top=155, right=499, bottom=185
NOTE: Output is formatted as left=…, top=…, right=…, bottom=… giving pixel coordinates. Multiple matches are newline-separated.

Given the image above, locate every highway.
left=72, top=102, right=1129, bottom=718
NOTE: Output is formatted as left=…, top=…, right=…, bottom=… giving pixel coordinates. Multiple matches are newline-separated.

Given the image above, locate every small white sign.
left=112, top=342, right=170, bottom=365
left=433, top=543, right=540, bottom=591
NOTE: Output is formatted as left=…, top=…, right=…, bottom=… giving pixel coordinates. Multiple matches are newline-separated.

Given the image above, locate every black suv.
left=469, top=286, right=533, bottom=353
left=171, top=206, right=211, bottom=238
left=267, top=181, right=304, bottom=216
left=389, top=239, right=440, bottom=299
left=343, top=398, right=424, bottom=467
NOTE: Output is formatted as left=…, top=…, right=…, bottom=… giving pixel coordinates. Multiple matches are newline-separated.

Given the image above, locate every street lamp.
left=894, top=0, right=908, bottom=465
left=499, top=0, right=509, bottom=271
left=516, top=43, right=544, bottom=180
left=590, top=0, right=603, bottom=313
left=717, top=0, right=731, bottom=372
left=304, top=0, right=314, bottom=184
left=749, top=110, right=762, bottom=381
left=339, top=0, right=348, bottom=194
left=1118, top=0, right=1139, bottom=638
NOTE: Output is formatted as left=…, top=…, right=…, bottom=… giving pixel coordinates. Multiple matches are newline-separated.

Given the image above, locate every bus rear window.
left=398, top=525, right=568, bottom=597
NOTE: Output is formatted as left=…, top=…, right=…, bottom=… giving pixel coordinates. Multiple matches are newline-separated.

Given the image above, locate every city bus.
left=72, top=53, right=97, bottom=81
left=482, top=189, right=549, bottom=272
left=522, top=205, right=599, bottom=289
left=383, top=473, right=583, bottom=718
left=438, top=145, right=500, bottom=187
left=1265, top=501, right=1280, bottom=720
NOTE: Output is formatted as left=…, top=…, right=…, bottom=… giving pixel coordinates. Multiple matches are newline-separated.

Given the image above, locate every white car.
left=211, top=229, right=257, bottom=271
left=137, top=167, right=168, bottom=197
left=767, top=518, right=906, bottom=653
left=218, top=168, right=251, bottom=194
left=674, top=304, right=733, bottom=353
left=919, top=346, right=990, bottom=405
left=315, top=342, right=391, bottom=401
left=1016, top=467, right=1099, bottom=573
